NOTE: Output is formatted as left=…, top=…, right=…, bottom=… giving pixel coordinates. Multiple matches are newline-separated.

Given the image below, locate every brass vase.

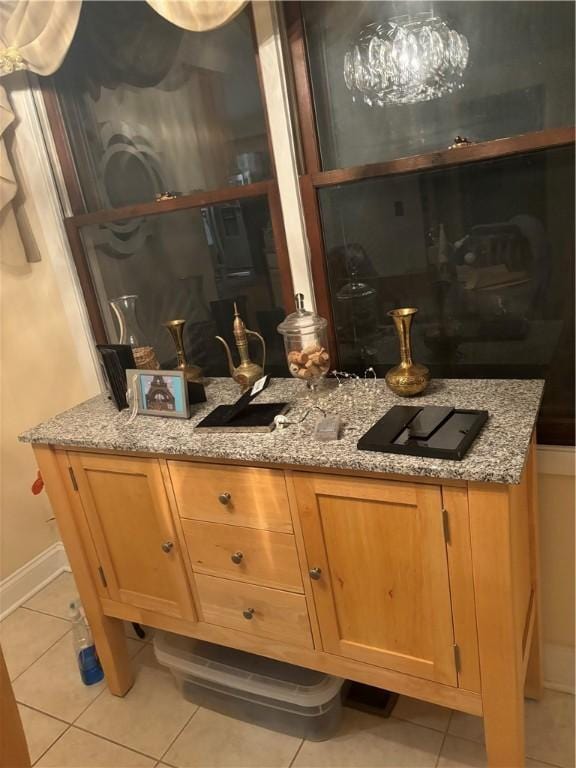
left=163, top=319, right=203, bottom=382
left=385, top=308, right=430, bottom=397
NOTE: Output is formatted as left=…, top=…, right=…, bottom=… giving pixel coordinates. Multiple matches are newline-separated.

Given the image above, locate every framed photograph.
left=126, top=369, right=190, bottom=419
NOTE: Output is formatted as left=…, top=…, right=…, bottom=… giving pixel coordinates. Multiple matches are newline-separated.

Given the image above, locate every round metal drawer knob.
left=231, top=551, right=244, bottom=565
left=219, top=492, right=232, bottom=505
left=161, top=541, right=174, bottom=554
left=309, top=567, right=322, bottom=580
left=242, top=608, right=255, bottom=620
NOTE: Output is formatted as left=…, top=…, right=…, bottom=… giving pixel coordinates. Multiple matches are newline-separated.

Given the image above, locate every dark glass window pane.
left=303, top=1, right=575, bottom=170
left=319, top=146, right=575, bottom=441
left=55, top=2, right=270, bottom=210
left=80, top=200, right=286, bottom=375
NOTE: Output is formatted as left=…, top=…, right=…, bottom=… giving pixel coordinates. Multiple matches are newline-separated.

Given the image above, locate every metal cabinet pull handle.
left=242, top=608, right=255, bottom=620
left=219, top=492, right=232, bottom=505
left=161, top=541, right=174, bottom=554
left=231, top=551, right=244, bottom=565
left=309, top=567, right=322, bottom=580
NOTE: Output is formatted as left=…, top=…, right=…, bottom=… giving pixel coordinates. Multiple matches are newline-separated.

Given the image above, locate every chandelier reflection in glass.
left=343, top=12, right=469, bottom=106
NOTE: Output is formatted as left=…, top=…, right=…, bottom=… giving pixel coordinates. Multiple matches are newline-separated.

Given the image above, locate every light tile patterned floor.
left=1, top=573, right=574, bottom=768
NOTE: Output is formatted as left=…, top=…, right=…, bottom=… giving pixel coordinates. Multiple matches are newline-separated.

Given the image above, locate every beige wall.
left=0, top=80, right=100, bottom=581
left=0, top=259, right=97, bottom=578
left=539, top=473, right=575, bottom=649
left=537, top=451, right=575, bottom=691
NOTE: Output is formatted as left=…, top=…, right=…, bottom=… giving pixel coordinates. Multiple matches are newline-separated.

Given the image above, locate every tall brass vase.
left=385, top=308, right=430, bottom=397
left=163, top=319, right=203, bottom=382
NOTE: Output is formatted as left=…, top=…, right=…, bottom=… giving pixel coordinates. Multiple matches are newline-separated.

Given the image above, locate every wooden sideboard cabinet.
left=33, top=441, right=541, bottom=768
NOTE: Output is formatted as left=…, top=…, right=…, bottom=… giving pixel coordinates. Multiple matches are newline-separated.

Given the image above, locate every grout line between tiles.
left=69, top=645, right=199, bottom=764
left=288, top=737, right=305, bottom=768
left=434, top=721, right=450, bottom=768
left=389, top=713, right=452, bottom=736
left=70, top=683, right=108, bottom=724
left=67, top=639, right=151, bottom=727
left=32, top=723, right=73, bottom=767
left=20, top=605, right=72, bottom=621
left=18, top=626, right=146, bottom=727
left=444, top=731, right=566, bottom=768
left=10, top=624, right=72, bottom=686
left=72, top=723, right=163, bottom=763
left=31, top=646, right=170, bottom=764
left=440, top=726, right=565, bottom=767
left=157, top=703, right=201, bottom=764
left=17, top=701, right=72, bottom=728
left=440, top=725, right=569, bottom=768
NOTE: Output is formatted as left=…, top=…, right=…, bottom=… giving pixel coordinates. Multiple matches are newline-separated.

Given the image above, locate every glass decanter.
left=109, top=294, right=159, bottom=369
left=109, top=295, right=143, bottom=346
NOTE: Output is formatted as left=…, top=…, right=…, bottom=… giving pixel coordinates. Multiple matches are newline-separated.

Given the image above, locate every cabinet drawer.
left=168, top=461, right=293, bottom=533
left=183, top=520, right=303, bottom=592
left=195, top=574, right=313, bottom=649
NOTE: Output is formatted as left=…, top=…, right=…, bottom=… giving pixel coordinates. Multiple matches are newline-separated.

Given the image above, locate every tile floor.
left=1, top=573, right=574, bottom=768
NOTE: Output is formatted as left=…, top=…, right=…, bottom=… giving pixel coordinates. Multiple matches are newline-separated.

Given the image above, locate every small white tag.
left=251, top=375, right=267, bottom=397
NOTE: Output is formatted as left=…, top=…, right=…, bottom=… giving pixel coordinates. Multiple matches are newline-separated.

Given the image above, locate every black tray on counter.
left=357, top=405, right=488, bottom=461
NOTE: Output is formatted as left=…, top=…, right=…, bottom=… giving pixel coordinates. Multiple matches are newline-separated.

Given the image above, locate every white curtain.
left=0, top=0, right=247, bottom=263
left=147, top=0, right=246, bottom=32
left=0, top=85, right=22, bottom=264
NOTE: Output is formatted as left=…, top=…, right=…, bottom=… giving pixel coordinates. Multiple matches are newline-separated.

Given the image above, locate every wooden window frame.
left=41, top=4, right=295, bottom=347
left=284, top=1, right=575, bottom=446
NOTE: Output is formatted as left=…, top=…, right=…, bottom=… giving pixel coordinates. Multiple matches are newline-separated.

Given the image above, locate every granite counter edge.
left=19, top=431, right=527, bottom=486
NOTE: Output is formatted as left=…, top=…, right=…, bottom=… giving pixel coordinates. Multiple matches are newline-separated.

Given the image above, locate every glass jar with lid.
left=277, top=294, right=330, bottom=389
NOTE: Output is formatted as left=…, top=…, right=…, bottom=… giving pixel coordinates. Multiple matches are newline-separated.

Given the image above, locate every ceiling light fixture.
left=343, top=11, right=469, bottom=106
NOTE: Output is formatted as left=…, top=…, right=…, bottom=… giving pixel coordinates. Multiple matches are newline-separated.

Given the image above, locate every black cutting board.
left=357, top=405, right=488, bottom=460
left=195, top=403, right=289, bottom=433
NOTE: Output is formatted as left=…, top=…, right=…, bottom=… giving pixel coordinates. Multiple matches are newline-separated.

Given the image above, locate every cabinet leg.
left=92, top=616, right=133, bottom=697
left=524, top=602, right=543, bottom=701
left=483, top=685, right=525, bottom=768
left=469, top=482, right=527, bottom=767
left=525, top=438, right=543, bottom=701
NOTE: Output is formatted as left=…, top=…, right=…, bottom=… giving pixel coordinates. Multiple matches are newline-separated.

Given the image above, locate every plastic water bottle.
left=69, top=600, right=104, bottom=685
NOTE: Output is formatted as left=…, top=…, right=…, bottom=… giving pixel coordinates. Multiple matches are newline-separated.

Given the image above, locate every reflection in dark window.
left=55, top=2, right=270, bottom=210
left=81, top=201, right=286, bottom=375
left=319, top=146, right=575, bottom=441
left=303, top=1, right=575, bottom=170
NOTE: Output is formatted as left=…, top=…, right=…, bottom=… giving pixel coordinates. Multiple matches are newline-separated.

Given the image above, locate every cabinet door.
left=294, top=473, right=457, bottom=685
left=69, top=453, right=194, bottom=620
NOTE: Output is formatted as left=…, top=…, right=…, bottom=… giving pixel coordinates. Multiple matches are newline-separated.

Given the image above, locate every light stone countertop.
left=19, top=377, right=544, bottom=485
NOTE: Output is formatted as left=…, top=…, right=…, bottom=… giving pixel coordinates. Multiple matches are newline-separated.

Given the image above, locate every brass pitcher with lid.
left=216, top=303, right=266, bottom=391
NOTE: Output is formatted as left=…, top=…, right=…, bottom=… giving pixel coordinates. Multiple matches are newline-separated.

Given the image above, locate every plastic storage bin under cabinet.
left=153, top=631, right=345, bottom=741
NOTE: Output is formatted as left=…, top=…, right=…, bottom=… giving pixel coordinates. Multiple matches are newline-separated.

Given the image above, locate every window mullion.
left=252, top=0, right=316, bottom=308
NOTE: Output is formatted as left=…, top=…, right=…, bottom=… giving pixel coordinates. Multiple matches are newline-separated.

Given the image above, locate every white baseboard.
left=544, top=643, right=575, bottom=694
left=0, top=542, right=70, bottom=621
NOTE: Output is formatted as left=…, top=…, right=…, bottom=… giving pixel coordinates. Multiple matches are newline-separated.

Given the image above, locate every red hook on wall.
left=31, top=470, right=44, bottom=495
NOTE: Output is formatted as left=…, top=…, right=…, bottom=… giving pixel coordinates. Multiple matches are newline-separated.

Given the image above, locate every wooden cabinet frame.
left=33, top=438, right=541, bottom=767
left=283, top=1, right=575, bottom=445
